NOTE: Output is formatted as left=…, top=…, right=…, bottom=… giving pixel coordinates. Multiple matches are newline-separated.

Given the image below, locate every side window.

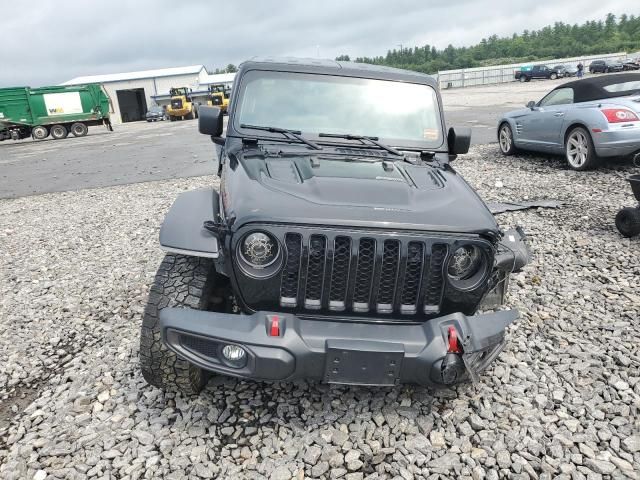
left=539, top=88, right=574, bottom=107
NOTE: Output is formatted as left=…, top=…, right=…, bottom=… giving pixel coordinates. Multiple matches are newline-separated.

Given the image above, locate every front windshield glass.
left=235, top=70, right=443, bottom=147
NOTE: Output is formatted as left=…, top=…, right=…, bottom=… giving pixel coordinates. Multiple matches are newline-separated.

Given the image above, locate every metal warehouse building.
left=61, top=66, right=235, bottom=124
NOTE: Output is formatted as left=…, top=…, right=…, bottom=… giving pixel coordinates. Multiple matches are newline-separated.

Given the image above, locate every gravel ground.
left=0, top=146, right=639, bottom=480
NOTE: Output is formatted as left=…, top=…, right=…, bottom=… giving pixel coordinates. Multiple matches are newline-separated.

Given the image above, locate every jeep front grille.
left=211, top=96, right=223, bottom=106
left=279, top=232, right=448, bottom=316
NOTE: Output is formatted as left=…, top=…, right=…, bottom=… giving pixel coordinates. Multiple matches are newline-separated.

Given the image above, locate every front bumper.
left=159, top=308, right=518, bottom=387
left=594, top=125, right=640, bottom=157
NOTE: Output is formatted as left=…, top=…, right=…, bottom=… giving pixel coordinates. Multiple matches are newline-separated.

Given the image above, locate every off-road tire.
left=615, top=207, right=640, bottom=238
left=140, top=254, right=216, bottom=395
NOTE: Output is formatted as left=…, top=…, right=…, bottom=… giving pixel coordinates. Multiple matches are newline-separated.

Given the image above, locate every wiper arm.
left=318, top=132, right=402, bottom=157
left=240, top=124, right=322, bottom=150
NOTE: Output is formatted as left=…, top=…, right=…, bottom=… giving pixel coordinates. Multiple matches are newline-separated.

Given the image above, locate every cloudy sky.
left=1, top=0, right=636, bottom=87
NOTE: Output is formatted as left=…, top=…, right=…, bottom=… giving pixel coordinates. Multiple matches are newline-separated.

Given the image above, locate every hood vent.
left=265, top=159, right=301, bottom=183
left=334, top=147, right=389, bottom=158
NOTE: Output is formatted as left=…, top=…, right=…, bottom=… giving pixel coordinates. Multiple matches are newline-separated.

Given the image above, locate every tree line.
left=335, top=13, right=640, bottom=73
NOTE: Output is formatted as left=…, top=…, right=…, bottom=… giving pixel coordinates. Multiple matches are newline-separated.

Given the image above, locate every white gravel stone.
left=0, top=146, right=638, bottom=480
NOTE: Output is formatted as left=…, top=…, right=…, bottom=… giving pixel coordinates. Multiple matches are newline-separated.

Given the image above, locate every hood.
left=222, top=150, right=498, bottom=235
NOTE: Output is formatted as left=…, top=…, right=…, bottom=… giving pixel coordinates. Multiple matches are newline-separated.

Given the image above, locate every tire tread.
left=140, top=254, right=214, bottom=395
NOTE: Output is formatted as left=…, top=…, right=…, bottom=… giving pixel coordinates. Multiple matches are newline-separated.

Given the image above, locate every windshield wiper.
left=240, top=124, right=322, bottom=150
left=318, top=132, right=402, bottom=157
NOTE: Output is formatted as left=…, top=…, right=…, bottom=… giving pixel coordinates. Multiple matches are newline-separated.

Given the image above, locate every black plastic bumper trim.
left=159, top=308, right=518, bottom=387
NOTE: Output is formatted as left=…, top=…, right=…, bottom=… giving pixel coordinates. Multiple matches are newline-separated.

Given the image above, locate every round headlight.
left=447, top=245, right=488, bottom=290
left=240, top=232, right=279, bottom=268
left=448, top=245, right=483, bottom=280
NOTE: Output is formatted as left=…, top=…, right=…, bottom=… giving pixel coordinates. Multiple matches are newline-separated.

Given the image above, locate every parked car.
left=514, top=64, right=559, bottom=82
left=622, top=59, right=640, bottom=71
left=589, top=60, right=624, bottom=74
left=497, top=73, right=640, bottom=170
left=139, top=57, right=531, bottom=394
left=145, top=105, right=167, bottom=122
left=552, top=64, right=578, bottom=77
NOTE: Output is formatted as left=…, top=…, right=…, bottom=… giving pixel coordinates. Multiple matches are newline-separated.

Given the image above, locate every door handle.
left=553, top=112, right=565, bottom=117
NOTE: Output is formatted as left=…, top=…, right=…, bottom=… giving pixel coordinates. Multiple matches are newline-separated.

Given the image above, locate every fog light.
left=221, top=344, right=247, bottom=368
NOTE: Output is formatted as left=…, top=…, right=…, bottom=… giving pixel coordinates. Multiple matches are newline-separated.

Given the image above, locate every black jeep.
left=140, top=58, right=530, bottom=394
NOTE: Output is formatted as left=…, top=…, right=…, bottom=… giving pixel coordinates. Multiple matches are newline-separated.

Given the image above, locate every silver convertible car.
left=498, top=73, right=640, bottom=170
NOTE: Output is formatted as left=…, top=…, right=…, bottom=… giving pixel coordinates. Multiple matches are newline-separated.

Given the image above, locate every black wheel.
left=589, top=68, right=594, bottom=74
left=605, top=68, right=610, bottom=73
left=550, top=72, right=558, bottom=80
left=615, top=207, right=640, bottom=237
left=140, top=254, right=223, bottom=395
left=565, top=127, right=599, bottom=171
left=169, top=116, right=176, bottom=122
left=32, top=126, right=48, bottom=140
left=525, top=76, right=531, bottom=82
left=70, top=122, right=88, bottom=137
left=519, top=76, right=526, bottom=83
left=50, top=124, right=68, bottom=140
left=498, top=123, right=517, bottom=155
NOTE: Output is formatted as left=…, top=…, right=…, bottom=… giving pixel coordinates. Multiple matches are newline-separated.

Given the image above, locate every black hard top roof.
left=238, top=56, right=437, bottom=86
left=555, top=73, right=640, bottom=103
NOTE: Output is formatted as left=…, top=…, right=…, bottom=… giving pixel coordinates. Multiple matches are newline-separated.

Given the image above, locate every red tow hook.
left=447, top=326, right=462, bottom=353
left=441, top=326, right=465, bottom=385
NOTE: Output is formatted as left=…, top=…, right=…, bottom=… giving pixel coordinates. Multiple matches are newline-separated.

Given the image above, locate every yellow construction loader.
left=167, top=87, right=198, bottom=120
left=208, top=84, right=231, bottom=113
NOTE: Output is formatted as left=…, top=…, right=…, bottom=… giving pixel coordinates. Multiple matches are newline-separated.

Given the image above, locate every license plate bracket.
left=324, top=339, right=404, bottom=386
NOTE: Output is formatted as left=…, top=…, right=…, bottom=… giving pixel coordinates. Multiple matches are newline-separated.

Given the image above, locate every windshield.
left=235, top=70, right=443, bottom=147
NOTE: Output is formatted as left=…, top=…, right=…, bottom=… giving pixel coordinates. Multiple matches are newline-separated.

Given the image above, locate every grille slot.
left=276, top=232, right=450, bottom=318
left=328, top=236, right=351, bottom=311
left=376, top=240, right=401, bottom=313
left=304, top=235, right=327, bottom=309
left=353, top=238, right=376, bottom=312
left=423, top=244, right=448, bottom=313
left=400, top=242, right=424, bottom=314
left=280, top=233, right=302, bottom=307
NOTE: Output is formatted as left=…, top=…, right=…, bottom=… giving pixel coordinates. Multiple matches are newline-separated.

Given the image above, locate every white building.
left=61, top=65, right=211, bottom=124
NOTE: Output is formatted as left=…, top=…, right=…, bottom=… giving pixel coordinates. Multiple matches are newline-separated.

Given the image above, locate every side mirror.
left=199, top=105, right=224, bottom=138
left=526, top=100, right=536, bottom=109
left=447, top=127, right=471, bottom=156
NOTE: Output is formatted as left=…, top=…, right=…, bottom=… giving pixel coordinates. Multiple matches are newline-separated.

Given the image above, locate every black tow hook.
left=441, top=326, right=466, bottom=385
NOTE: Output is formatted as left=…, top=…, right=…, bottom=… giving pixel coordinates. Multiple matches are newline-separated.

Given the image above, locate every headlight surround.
left=446, top=244, right=490, bottom=291
left=237, top=231, right=282, bottom=278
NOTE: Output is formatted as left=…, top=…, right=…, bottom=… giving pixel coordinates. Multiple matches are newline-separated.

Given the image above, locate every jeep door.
left=518, top=87, right=574, bottom=151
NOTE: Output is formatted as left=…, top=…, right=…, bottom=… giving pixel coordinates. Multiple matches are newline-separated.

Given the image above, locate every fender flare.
left=159, top=188, right=220, bottom=258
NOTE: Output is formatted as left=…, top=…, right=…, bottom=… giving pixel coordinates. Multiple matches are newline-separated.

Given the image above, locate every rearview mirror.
left=526, top=100, right=536, bottom=109
left=447, top=127, right=471, bottom=156
left=199, top=106, right=224, bottom=138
